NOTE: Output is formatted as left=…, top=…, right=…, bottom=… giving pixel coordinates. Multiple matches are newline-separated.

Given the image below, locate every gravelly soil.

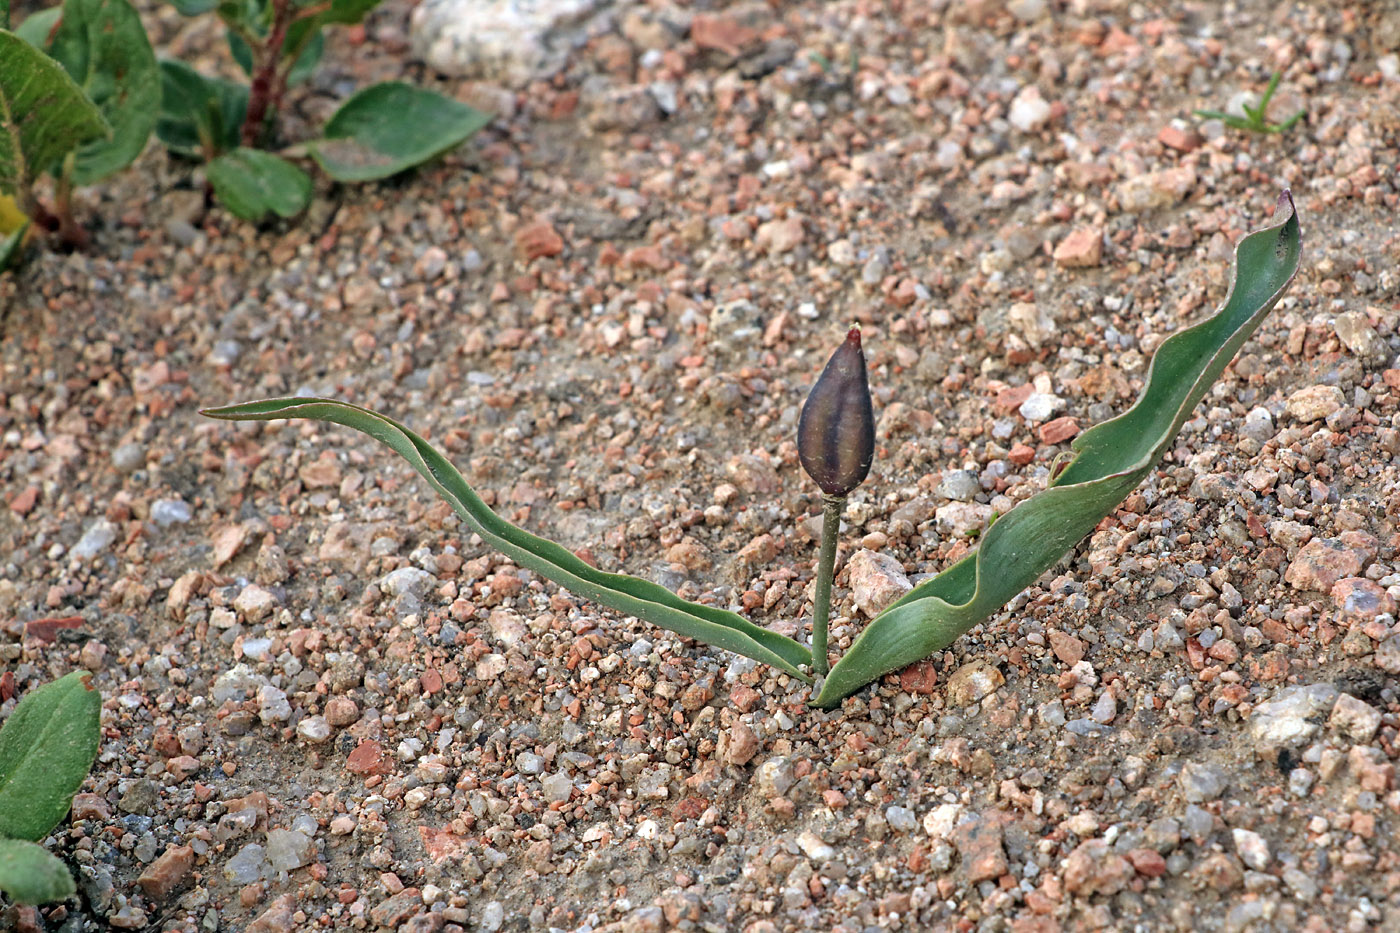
left=4, top=1, right=1400, bottom=931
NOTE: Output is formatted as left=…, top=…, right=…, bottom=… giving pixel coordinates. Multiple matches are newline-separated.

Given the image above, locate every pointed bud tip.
left=845, top=326, right=861, bottom=348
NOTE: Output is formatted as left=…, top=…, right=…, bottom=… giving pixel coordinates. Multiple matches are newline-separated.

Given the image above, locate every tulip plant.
left=204, top=191, right=1301, bottom=707
left=797, top=327, right=875, bottom=674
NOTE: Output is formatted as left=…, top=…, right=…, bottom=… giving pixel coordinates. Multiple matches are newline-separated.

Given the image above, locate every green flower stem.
left=811, top=493, right=845, bottom=676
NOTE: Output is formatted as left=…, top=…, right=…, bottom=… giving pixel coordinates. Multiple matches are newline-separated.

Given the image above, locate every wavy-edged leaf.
left=34, top=0, right=158, bottom=184
left=308, top=82, right=489, bottom=182
left=0, top=839, right=75, bottom=905
left=201, top=399, right=813, bottom=679
left=815, top=191, right=1302, bottom=708
left=206, top=147, right=311, bottom=221
left=0, top=671, right=102, bottom=841
left=0, top=30, right=108, bottom=195
left=156, top=59, right=247, bottom=160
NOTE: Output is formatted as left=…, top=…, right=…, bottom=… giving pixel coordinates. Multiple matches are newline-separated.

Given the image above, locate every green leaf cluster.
left=0, top=671, right=103, bottom=906
left=203, top=194, right=1302, bottom=709
left=1, top=0, right=156, bottom=261
left=159, top=0, right=491, bottom=221
left=1, top=0, right=490, bottom=254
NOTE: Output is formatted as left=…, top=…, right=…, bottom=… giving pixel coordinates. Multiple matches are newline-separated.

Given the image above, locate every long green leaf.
left=0, top=671, right=102, bottom=841
left=814, top=191, right=1302, bottom=707
left=0, top=839, right=75, bottom=905
left=201, top=399, right=814, bottom=680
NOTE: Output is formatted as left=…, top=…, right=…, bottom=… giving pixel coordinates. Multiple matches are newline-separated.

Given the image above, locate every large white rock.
left=412, top=0, right=601, bottom=81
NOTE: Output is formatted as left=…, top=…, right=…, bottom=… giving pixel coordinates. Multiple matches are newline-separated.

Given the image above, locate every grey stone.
left=1375, top=634, right=1400, bottom=673
left=111, top=443, right=145, bottom=474
left=1249, top=683, right=1339, bottom=754
left=258, top=685, right=292, bottom=724
left=73, top=520, right=118, bottom=561
left=1231, top=828, right=1270, bottom=870
left=541, top=773, right=572, bottom=803
left=265, top=829, right=315, bottom=872
left=935, top=470, right=981, bottom=502
left=379, top=567, right=436, bottom=599
left=885, top=806, right=917, bottom=833
left=151, top=498, right=193, bottom=526
left=756, top=757, right=795, bottom=797
left=1329, top=693, right=1382, bottom=743
left=1182, top=804, right=1214, bottom=844
left=211, top=664, right=270, bottom=703
left=1179, top=761, right=1229, bottom=803
left=223, top=843, right=267, bottom=883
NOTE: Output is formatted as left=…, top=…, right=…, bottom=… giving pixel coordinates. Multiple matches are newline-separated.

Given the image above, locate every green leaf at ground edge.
left=308, top=81, right=489, bottom=182
left=200, top=399, right=814, bottom=679
left=0, top=31, right=109, bottom=195
left=46, top=0, right=159, bottom=185
left=814, top=191, right=1302, bottom=707
left=206, top=147, right=311, bottom=221
left=0, top=839, right=76, bottom=905
left=0, top=671, right=102, bottom=841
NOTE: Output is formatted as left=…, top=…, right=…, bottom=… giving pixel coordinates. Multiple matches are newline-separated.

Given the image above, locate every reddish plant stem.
left=53, top=176, right=88, bottom=250
left=240, top=0, right=295, bottom=148
left=24, top=198, right=60, bottom=233
left=51, top=156, right=79, bottom=247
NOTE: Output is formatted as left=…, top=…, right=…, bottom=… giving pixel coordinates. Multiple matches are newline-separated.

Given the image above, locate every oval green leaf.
left=0, top=839, right=75, bottom=905
left=206, top=147, right=311, bottom=221
left=200, top=399, right=814, bottom=680
left=43, top=0, right=159, bottom=184
left=156, top=59, right=247, bottom=160
left=814, top=192, right=1302, bottom=707
left=0, top=30, right=108, bottom=195
left=308, top=81, right=490, bottom=182
left=0, top=671, right=102, bottom=841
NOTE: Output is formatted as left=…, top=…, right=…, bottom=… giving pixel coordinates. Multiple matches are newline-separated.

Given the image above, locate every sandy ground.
left=4, top=1, right=1400, bottom=931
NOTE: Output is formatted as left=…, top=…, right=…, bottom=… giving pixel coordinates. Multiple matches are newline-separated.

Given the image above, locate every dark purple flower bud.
left=798, top=327, right=875, bottom=497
